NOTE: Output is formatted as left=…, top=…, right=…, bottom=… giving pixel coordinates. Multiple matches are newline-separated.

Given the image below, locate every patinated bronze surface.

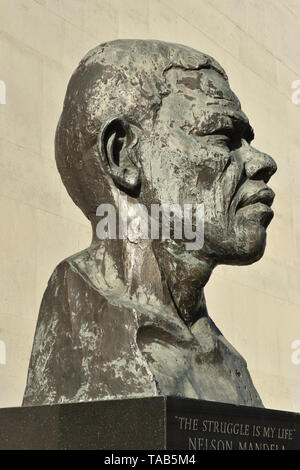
left=23, top=40, right=276, bottom=407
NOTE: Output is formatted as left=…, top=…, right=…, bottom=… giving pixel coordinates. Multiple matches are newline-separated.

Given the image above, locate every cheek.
left=193, top=148, right=233, bottom=204
left=211, top=156, right=241, bottom=213
left=198, top=147, right=231, bottom=184
left=142, top=149, right=187, bottom=204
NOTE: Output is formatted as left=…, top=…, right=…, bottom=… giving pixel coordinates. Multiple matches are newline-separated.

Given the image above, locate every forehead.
left=175, top=68, right=236, bottom=103
left=160, top=68, right=250, bottom=136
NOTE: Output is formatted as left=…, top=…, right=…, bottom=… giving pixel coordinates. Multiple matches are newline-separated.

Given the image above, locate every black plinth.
left=0, top=397, right=300, bottom=450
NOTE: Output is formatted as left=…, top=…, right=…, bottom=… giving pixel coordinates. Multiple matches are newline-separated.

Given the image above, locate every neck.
left=89, top=220, right=172, bottom=307
left=90, top=216, right=215, bottom=325
left=152, top=240, right=216, bottom=326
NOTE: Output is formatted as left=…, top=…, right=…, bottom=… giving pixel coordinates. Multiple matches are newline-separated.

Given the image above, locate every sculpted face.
left=55, top=40, right=277, bottom=269
left=138, top=67, right=277, bottom=265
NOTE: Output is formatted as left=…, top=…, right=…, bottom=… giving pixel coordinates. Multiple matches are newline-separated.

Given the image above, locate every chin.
left=210, top=224, right=268, bottom=266
left=227, top=205, right=274, bottom=265
left=232, top=225, right=268, bottom=265
left=203, top=210, right=273, bottom=266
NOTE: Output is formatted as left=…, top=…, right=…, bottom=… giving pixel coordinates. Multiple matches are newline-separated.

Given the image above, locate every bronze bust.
left=23, top=40, right=276, bottom=407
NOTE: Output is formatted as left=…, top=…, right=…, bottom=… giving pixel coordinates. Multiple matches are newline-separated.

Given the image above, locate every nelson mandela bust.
left=23, top=40, right=276, bottom=407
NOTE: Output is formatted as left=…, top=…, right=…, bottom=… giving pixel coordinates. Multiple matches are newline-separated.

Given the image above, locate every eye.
left=212, top=122, right=254, bottom=151
left=213, top=133, right=242, bottom=151
left=219, top=128, right=245, bottom=151
left=244, top=125, right=255, bottom=143
left=227, top=134, right=243, bottom=151
left=213, top=134, right=231, bottom=147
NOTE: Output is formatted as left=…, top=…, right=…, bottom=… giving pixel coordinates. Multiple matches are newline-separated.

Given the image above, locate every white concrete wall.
left=0, top=0, right=299, bottom=411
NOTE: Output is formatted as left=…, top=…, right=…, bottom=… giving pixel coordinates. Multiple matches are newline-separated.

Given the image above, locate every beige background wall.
left=0, top=0, right=299, bottom=411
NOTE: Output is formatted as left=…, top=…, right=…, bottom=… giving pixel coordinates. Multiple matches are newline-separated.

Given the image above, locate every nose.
left=239, top=140, right=277, bottom=183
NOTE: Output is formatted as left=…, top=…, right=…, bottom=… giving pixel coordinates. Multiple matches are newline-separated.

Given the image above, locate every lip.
left=236, top=187, right=275, bottom=211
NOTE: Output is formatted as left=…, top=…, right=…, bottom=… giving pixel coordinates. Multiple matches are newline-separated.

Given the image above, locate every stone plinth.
left=0, top=397, right=299, bottom=450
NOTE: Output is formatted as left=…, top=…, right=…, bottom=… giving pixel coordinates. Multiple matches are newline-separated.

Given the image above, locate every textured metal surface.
left=23, top=40, right=277, bottom=408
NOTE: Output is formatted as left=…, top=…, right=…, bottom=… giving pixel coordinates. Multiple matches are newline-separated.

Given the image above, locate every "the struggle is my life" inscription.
left=174, top=415, right=297, bottom=450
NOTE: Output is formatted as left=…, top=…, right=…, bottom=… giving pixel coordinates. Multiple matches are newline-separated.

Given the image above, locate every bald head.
left=55, top=39, right=227, bottom=217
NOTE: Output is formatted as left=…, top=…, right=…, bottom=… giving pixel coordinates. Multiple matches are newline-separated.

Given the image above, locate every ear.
left=98, top=116, right=140, bottom=193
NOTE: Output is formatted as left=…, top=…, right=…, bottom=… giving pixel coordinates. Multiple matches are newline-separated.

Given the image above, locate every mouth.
left=236, top=187, right=275, bottom=212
